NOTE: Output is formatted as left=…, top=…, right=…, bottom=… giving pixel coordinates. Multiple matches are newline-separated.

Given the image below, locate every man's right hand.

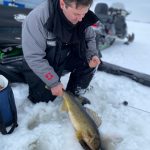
left=51, top=83, right=64, bottom=96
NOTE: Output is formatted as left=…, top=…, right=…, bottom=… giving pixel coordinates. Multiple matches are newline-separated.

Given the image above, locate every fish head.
left=83, top=131, right=101, bottom=150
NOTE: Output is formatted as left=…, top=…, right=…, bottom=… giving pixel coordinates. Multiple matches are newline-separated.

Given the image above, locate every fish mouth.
left=79, top=139, right=101, bottom=150
left=79, top=140, right=91, bottom=150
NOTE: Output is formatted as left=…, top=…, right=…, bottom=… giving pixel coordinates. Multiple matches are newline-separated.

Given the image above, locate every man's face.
left=60, top=0, right=90, bottom=24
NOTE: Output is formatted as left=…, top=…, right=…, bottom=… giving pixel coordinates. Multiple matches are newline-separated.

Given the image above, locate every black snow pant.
left=22, top=54, right=96, bottom=103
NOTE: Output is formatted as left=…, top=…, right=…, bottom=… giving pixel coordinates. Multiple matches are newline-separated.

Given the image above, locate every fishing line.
left=121, top=101, right=150, bottom=114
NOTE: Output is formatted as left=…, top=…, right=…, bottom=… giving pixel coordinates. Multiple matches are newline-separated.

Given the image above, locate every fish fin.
left=61, top=100, right=68, bottom=112
left=85, top=107, right=102, bottom=128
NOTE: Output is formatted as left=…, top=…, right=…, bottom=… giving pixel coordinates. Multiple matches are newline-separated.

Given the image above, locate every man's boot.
left=66, top=87, right=91, bottom=105
left=76, top=95, right=91, bottom=105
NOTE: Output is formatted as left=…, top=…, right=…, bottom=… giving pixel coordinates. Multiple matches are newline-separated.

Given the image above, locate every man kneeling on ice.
left=22, top=0, right=101, bottom=103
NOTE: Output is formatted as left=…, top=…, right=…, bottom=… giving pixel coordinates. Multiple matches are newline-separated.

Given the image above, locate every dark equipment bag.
left=0, top=75, right=18, bottom=135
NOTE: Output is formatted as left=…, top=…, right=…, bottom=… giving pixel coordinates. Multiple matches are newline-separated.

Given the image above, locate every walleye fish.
left=62, top=91, right=102, bottom=150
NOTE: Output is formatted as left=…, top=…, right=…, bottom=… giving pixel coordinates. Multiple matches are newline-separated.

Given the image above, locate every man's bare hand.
left=89, top=56, right=101, bottom=68
left=51, top=83, right=64, bottom=96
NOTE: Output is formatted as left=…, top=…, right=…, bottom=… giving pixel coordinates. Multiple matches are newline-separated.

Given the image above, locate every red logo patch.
left=44, top=72, right=54, bottom=80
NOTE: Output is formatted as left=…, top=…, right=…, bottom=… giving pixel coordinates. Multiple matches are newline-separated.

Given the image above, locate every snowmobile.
left=0, top=3, right=150, bottom=88
left=92, top=2, right=135, bottom=51
left=0, top=3, right=31, bottom=83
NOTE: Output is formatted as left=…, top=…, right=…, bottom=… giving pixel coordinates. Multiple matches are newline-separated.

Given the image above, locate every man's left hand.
left=89, top=56, right=101, bottom=68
